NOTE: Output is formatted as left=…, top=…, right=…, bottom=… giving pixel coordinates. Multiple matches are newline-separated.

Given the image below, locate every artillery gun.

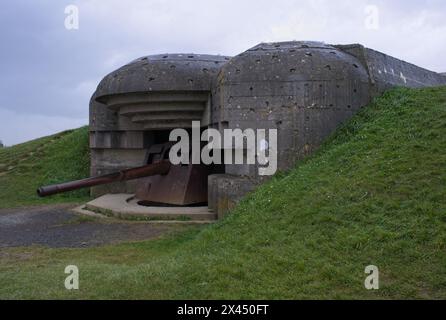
left=37, top=142, right=211, bottom=206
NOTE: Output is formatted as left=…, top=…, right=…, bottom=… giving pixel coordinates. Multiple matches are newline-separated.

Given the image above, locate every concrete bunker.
left=54, top=41, right=446, bottom=220
left=90, top=54, right=230, bottom=212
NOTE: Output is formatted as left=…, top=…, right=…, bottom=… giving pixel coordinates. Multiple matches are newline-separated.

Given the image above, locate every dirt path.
left=0, top=204, right=180, bottom=248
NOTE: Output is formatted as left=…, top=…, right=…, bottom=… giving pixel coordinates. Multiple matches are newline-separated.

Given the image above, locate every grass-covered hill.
left=0, top=87, right=445, bottom=299
left=0, top=127, right=90, bottom=208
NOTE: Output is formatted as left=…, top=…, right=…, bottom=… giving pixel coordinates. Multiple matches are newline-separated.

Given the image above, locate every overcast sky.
left=0, top=0, right=445, bottom=146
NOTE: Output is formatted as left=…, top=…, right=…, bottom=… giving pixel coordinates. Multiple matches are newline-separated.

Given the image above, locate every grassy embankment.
left=0, top=127, right=90, bottom=208
left=0, top=87, right=445, bottom=299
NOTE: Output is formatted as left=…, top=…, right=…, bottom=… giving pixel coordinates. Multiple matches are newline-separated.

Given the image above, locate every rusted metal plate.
left=135, top=142, right=209, bottom=206
left=136, top=164, right=209, bottom=206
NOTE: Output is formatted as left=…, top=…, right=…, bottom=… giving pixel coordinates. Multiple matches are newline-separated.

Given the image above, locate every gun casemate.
left=40, top=42, right=446, bottom=219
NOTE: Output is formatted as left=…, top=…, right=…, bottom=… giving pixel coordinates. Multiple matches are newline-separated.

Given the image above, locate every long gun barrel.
left=37, top=161, right=171, bottom=197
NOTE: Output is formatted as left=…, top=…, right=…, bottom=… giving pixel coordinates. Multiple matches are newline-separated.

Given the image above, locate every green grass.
left=0, top=126, right=91, bottom=208
left=0, top=87, right=445, bottom=299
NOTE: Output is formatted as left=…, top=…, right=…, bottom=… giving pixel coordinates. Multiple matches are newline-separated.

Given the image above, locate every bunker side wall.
left=336, top=44, right=446, bottom=97
left=89, top=97, right=147, bottom=197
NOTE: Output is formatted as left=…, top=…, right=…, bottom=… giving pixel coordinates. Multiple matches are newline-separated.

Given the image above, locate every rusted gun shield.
left=135, top=143, right=209, bottom=206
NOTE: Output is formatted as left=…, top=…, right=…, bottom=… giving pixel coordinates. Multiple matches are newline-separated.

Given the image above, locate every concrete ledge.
left=84, top=194, right=217, bottom=222
left=71, top=205, right=109, bottom=219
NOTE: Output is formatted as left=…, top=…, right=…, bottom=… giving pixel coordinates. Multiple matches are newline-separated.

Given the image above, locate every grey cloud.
left=0, top=0, right=445, bottom=145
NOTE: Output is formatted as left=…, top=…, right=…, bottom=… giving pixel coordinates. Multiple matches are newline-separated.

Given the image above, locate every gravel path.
left=0, top=204, right=175, bottom=248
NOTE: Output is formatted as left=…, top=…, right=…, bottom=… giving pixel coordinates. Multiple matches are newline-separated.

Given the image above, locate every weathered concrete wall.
left=208, top=174, right=256, bottom=219
left=90, top=54, right=229, bottom=197
left=336, top=44, right=446, bottom=96
left=89, top=93, right=148, bottom=197
left=213, top=41, right=371, bottom=174
left=208, top=41, right=371, bottom=216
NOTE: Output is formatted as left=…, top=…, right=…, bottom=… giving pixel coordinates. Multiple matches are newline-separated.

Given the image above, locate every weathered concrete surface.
left=209, top=41, right=371, bottom=215
left=89, top=54, right=230, bottom=197
left=336, top=44, right=446, bottom=95
left=208, top=174, right=256, bottom=219
left=0, top=204, right=177, bottom=248
left=95, top=54, right=231, bottom=98
left=214, top=41, right=371, bottom=175
left=84, top=194, right=216, bottom=222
